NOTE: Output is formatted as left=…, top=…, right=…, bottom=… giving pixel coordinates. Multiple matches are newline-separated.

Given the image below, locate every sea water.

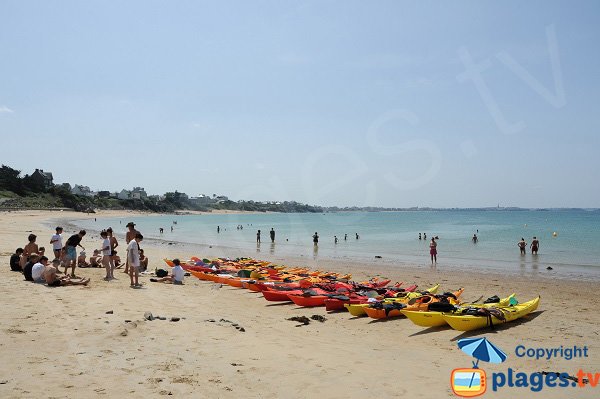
left=75, top=210, right=600, bottom=278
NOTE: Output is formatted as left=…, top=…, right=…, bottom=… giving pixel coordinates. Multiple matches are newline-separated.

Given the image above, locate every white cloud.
left=0, top=105, right=14, bottom=113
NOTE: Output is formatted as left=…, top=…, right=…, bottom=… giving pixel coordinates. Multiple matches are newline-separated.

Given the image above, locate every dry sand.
left=0, top=210, right=599, bottom=398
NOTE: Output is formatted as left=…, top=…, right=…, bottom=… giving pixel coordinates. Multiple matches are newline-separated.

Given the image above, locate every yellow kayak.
left=401, top=294, right=516, bottom=328
left=345, top=284, right=440, bottom=317
left=442, top=296, right=540, bottom=331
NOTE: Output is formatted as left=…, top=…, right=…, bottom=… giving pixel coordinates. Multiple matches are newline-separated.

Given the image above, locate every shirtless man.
left=124, top=222, right=139, bottom=274
left=518, top=238, right=527, bottom=255
left=530, top=236, right=540, bottom=255
left=44, top=260, right=90, bottom=287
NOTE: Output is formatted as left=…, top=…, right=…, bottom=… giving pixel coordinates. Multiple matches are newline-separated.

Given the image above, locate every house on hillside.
left=30, top=169, right=54, bottom=189
left=97, top=191, right=111, bottom=198
left=190, top=194, right=215, bottom=205
left=117, top=189, right=131, bottom=200
left=71, top=185, right=93, bottom=197
left=131, top=187, right=148, bottom=200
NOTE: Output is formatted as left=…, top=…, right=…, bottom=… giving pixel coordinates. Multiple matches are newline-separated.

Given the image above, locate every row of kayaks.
left=163, top=257, right=540, bottom=332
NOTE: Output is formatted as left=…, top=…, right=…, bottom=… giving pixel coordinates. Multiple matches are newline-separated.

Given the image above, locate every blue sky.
left=1, top=1, right=599, bottom=207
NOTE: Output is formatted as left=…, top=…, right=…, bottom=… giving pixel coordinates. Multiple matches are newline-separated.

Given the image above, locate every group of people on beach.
left=9, top=221, right=152, bottom=288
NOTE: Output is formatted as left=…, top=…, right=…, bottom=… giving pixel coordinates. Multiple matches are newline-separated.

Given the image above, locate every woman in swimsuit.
left=518, top=238, right=527, bottom=255
left=429, top=238, right=437, bottom=264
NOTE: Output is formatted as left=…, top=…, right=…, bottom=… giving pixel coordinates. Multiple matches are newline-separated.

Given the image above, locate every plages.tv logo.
left=451, top=337, right=507, bottom=397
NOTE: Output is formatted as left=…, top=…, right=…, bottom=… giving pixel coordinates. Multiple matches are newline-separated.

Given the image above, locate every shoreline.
left=63, top=210, right=600, bottom=283
left=2, top=210, right=599, bottom=398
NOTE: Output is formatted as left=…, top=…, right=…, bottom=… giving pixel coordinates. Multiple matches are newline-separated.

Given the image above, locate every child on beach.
left=44, top=259, right=90, bottom=287
left=23, top=254, right=40, bottom=281
left=50, top=226, right=63, bottom=259
left=31, top=256, right=49, bottom=283
left=21, top=234, right=39, bottom=269
left=64, top=230, right=86, bottom=277
left=124, top=222, right=139, bottom=274
left=127, top=233, right=143, bottom=287
left=106, top=227, right=118, bottom=272
left=10, top=248, right=23, bottom=272
left=139, top=249, right=149, bottom=272
left=100, top=231, right=112, bottom=280
left=151, top=258, right=185, bottom=284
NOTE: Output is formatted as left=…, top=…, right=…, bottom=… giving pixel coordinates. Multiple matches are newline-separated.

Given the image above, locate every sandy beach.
left=1, top=210, right=599, bottom=398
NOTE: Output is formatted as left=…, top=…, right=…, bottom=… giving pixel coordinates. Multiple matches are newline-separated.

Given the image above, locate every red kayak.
left=324, top=284, right=418, bottom=311
left=288, top=294, right=329, bottom=307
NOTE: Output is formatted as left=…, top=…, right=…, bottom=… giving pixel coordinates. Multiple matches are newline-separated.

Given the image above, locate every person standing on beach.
left=344, top=234, right=347, bottom=241
left=472, top=234, right=478, bottom=243
left=334, top=236, right=338, bottom=244
left=530, top=236, right=540, bottom=254
left=50, top=227, right=63, bottom=260
left=270, top=228, right=275, bottom=243
left=217, top=226, right=220, bottom=233
left=256, top=230, right=261, bottom=243
left=429, top=238, right=437, bottom=264
left=100, top=230, right=112, bottom=280
left=423, top=233, right=427, bottom=240
left=106, top=227, right=118, bottom=273
left=355, top=233, right=359, bottom=240
left=313, top=232, right=319, bottom=245
left=123, top=222, right=139, bottom=274
left=518, top=238, right=527, bottom=255
left=419, top=233, right=422, bottom=240
left=64, top=230, right=86, bottom=277
left=127, top=233, right=143, bottom=287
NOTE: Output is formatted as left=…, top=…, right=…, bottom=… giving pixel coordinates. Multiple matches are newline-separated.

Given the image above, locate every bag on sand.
left=156, top=269, right=168, bottom=278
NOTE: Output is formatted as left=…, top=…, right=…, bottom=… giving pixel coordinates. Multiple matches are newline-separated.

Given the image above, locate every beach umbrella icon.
left=458, top=337, right=507, bottom=388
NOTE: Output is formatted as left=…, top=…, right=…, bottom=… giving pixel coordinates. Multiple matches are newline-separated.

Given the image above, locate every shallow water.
left=75, top=210, right=600, bottom=279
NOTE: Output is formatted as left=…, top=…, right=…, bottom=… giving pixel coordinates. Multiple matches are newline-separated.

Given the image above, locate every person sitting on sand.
left=32, top=256, right=49, bottom=283
left=43, top=259, right=90, bottom=287
left=23, top=254, right=40, bottom=281
left=78, top=251, right=89, bottom=268
left=89, top=249, right=102, bottom=268
left=151, top=258, right=184, bottom=284
left=10, top=248, right=24, bottom=272
left=21, top=234, right=39, bottom=269
left=112, top=250, right=121, bottom=268
left=139, top=249, right=149, bottom=272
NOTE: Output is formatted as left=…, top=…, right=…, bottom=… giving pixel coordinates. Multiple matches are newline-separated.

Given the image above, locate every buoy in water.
left=552, top=231, right=558, bottom=237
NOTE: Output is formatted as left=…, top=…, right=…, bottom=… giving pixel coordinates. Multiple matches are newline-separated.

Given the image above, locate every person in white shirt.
left=151, top=258, right=185, bottom=285
left=32, top=256, right=49, bottom=283
left=50, top=227, right=63, bottom=259
left=127, top=233, right=143, bottom=288
left=100, top=231, right=113, bottom=280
